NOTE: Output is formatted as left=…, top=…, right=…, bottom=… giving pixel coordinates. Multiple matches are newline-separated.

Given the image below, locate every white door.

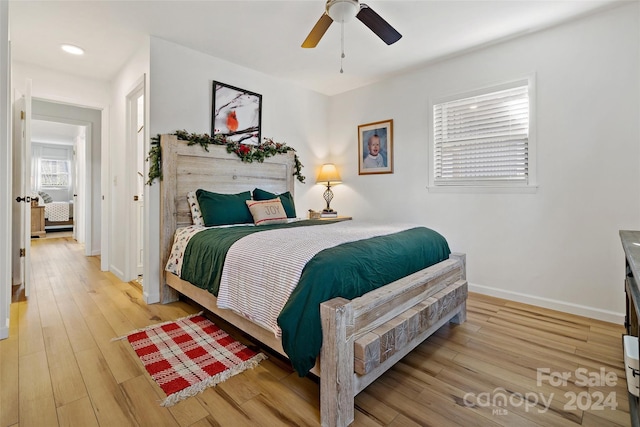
left=135, top=101, right=144, bottom=278
left=11, top=80, right=32, bottom=297
left=134, top=113, right=145, bottom=277
left=72, top=142, right=78, bottom=241
left=127, top=78, right=145, bottom=280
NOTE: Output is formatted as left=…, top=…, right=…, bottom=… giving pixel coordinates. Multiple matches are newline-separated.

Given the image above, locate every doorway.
left=30, top=119, right=86, bottom=242
left=31, top=99, right=102, bottom=257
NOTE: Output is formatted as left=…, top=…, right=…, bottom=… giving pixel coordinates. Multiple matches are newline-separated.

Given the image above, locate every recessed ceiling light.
left=61, top=44, right=84, bottom=55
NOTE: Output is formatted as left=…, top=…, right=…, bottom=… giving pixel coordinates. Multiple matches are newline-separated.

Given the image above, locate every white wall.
left=12, top=62, right=109, bottom=106
left=108, top=39, right=150, bottom=284
left=147, top=37, right=330, bottom=302
left=0, top=0, right=11, bottom=339
left=328, top=3, right=640, bottom=322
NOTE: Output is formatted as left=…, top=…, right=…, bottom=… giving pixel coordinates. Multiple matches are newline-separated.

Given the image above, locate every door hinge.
left=20, top=110, right=25, bottom=120
left=19, top=248, right=25, bottom=258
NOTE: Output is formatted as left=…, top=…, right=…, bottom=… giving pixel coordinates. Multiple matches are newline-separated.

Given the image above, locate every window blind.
left=40, top=159, right=70, bottom=187
left=433, top=84, right=529, bottom=186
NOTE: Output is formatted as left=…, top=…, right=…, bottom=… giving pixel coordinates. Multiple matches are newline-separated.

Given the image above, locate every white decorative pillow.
left=187, top=191, right=204, bottom=226
left=246, top=198, right=288, bottom=226
left=38, top=191, right=53, bottom=204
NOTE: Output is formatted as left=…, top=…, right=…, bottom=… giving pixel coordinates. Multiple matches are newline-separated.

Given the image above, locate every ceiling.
left=9, top=0, right=623, bottom=96
left=31, top=120, right=82, bottom=145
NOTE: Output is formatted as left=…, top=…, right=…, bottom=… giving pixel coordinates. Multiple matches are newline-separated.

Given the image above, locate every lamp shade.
left=316, top=163, right=342, bottom=184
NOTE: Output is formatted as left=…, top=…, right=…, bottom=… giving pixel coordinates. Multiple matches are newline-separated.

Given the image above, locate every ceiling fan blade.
left=356, top=3, right=402, bottom=45
left=302, top=13, right=333, bottom=48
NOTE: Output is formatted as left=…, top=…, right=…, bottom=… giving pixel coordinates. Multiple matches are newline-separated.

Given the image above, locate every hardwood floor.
left=0, top=236, right=631, bottom=426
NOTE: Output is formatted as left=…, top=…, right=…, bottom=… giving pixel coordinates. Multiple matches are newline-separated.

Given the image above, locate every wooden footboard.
left=45, top=218, right=74, bottom=227
left=319, top=253, right=467, bottom=427
left=166, top=252, right=467, bottom=427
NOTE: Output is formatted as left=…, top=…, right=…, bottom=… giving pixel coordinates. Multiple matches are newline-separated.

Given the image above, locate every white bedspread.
left=217, top=221, right=414, bottom=337
left=45, top=202, right=70, bottom=222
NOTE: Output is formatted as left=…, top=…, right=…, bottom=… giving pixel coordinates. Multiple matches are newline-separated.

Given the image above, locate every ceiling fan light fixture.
left=302, top=0, right=400, bottom=49
left=327, top=0, right=358, bottom=23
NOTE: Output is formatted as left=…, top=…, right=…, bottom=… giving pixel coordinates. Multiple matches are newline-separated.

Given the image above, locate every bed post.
left=320, top=297, right=354, bottom=427
left=449, top=252, right=467, bottom=324
left=159, top=134, right=180, bottom=303
left=449, top=252, right=466, bottom=280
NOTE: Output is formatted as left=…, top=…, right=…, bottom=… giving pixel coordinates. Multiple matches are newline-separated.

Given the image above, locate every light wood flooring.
left=0, top=236, right=631, bottom=426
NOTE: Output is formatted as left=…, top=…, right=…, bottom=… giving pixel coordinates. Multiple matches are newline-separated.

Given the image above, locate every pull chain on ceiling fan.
left=340, top=18, right=345, bottom=73
left=302, top=0, right=402, bottom=72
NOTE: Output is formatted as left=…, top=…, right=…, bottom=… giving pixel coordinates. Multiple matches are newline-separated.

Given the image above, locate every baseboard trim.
left=143, top=291, right=160, bottom=305
left=469, top=282, right=624, bottom=324
left=110, top=265, right=125, bottom=281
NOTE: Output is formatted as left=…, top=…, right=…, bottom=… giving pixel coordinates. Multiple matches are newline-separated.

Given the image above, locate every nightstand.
left=31, top=205, right=46, bottom=238
left=319, top=216, right=352, bottom=221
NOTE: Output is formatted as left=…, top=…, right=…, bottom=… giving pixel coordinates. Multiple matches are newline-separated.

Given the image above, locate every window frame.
left=427, top=75, right=537, bottom=193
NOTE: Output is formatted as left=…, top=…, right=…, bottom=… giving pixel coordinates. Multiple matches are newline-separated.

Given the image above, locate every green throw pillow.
left=196, top=189, right=253, bottom=226
left=252, top=188, right=297, bottom=218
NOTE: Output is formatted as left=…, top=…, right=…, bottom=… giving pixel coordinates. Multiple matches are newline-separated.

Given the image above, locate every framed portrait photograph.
left=358, top=119, right=393, bottom=175
left=212, top=81, right=262, bottom=145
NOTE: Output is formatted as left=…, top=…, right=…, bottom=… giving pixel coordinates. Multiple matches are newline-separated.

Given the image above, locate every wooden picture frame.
left=212, top=81, right=262, bottom=145
left=358, top=119, right=393, bottom=175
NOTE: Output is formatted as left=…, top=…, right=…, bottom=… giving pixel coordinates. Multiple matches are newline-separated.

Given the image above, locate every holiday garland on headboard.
left=146, top=130, right=305, bottom=185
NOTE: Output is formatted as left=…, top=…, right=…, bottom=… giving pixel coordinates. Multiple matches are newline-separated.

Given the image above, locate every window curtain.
left=31, top=144, right=43, bottom=193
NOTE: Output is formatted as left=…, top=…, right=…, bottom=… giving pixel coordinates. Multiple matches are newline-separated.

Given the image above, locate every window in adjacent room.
left=40, top=158, right=70, bottom=188
left=428, top=76, right=536, bottom=190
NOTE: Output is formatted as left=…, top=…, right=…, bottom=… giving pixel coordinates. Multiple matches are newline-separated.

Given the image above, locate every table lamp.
left=316, top=163, right=342, bottom=213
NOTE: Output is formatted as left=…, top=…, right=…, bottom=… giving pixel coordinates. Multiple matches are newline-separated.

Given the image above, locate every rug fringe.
left=111, top=311, right=204, bottom=341
left=160, top=352, right=268, bottom=407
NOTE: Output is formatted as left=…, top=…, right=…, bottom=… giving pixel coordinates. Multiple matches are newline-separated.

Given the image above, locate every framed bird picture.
left=212, top=81, right=262, bottom=145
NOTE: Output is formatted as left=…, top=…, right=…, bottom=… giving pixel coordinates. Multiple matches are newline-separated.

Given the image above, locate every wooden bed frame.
left=159, top=134, right=468, bottom=427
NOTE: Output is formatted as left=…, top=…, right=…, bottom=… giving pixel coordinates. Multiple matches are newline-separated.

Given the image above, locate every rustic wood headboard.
left=159, top=133, right=296, bottom=302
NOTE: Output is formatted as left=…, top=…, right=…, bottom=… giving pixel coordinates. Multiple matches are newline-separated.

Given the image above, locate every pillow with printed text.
left=246, top=198, right=288, bottom=226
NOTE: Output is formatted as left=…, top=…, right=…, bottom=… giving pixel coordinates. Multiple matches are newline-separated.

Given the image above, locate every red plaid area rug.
left=115, top=312, right=266, bottom=406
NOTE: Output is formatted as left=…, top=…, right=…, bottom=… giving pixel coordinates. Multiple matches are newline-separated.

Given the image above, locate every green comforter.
left=179, top=220, right=451, bottom=376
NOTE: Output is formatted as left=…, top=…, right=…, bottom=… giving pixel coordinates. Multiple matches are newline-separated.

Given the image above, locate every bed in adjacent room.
left=38, top=191, right=74, bottom=229
left=159, top=134, right=468, bottom=427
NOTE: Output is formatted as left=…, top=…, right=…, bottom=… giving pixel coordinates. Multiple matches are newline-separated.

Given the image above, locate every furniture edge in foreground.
left=619, top=230, right=640, bottom=427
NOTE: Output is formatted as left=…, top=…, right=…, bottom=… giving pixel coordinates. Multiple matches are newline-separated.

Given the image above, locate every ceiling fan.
left=302, top=0, right=402, bottom=48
